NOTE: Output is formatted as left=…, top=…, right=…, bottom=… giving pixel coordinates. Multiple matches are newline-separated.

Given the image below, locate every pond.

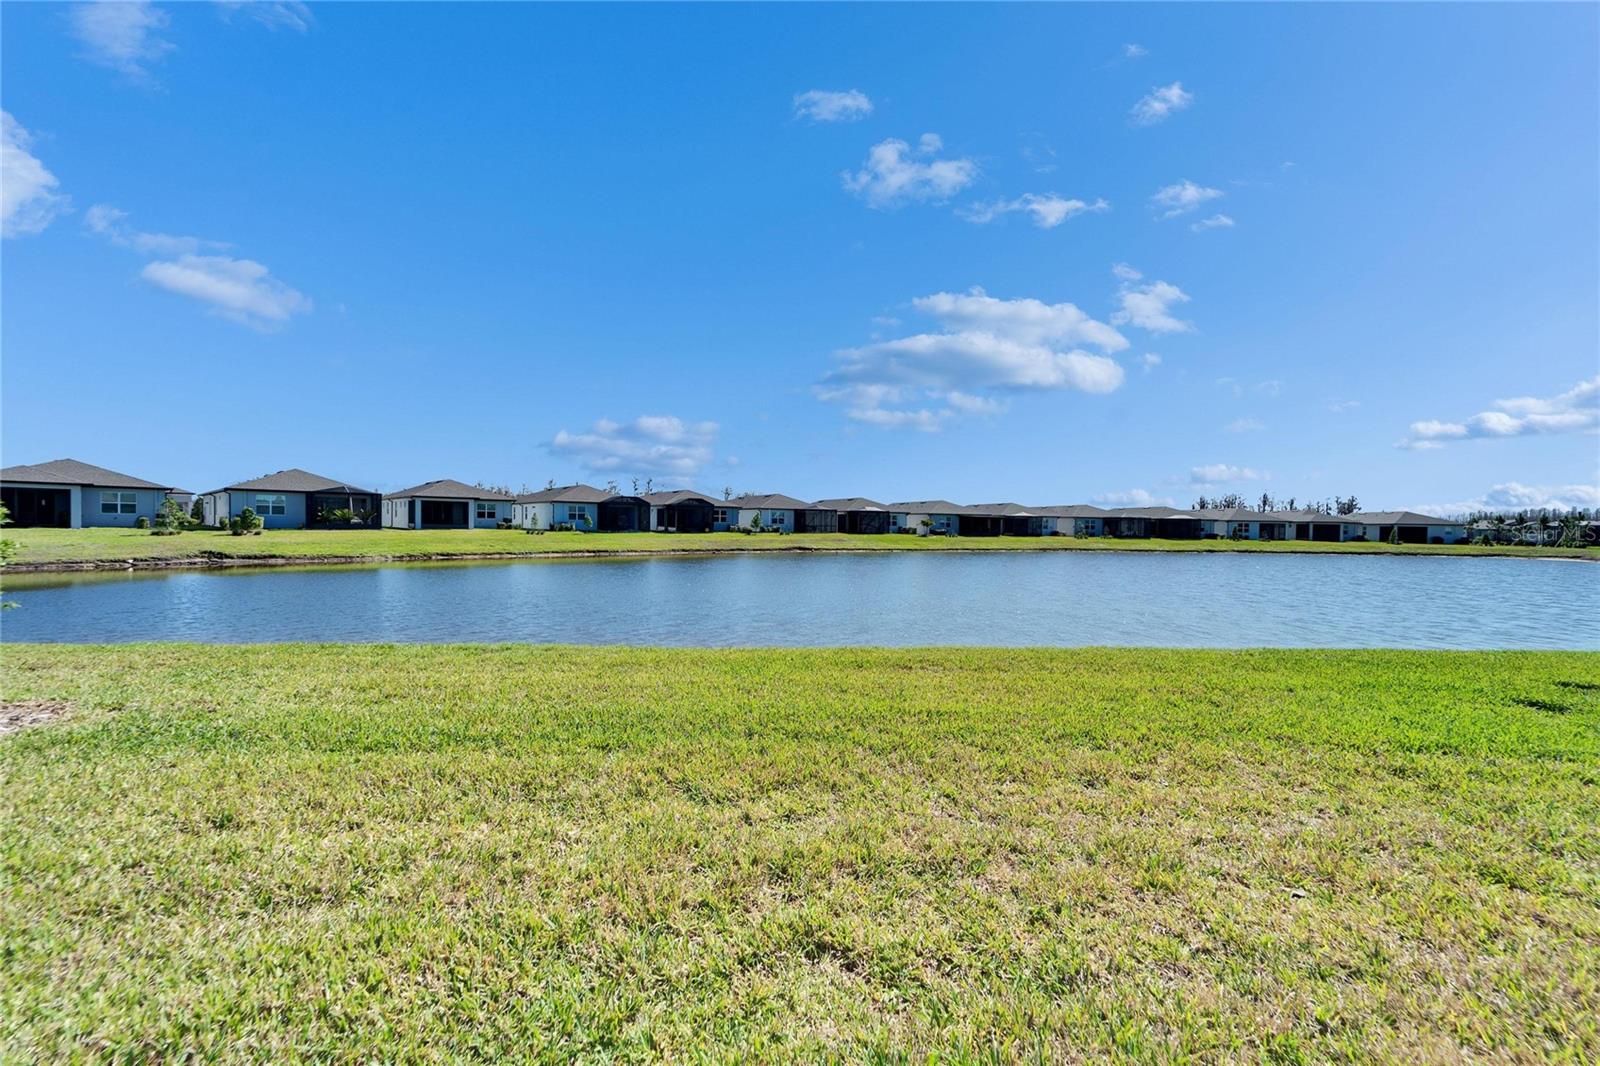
left=1, top=551, right=1597, bottom=649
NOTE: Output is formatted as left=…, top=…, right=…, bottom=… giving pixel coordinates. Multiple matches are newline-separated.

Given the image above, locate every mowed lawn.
left=2, top=647, right=1598, bottom=1061
left=7, top=525, right=1592, bottom=565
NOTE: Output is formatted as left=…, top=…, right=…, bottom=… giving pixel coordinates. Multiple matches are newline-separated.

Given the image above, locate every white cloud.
left=1, top=112, right=70, bottom=238
left=1095, top=488, right=1173, bottom=506
left=85, top=203, right=228, bottom=255
left=1190, top=213, right=1235, bottom=232
left=550, top=416, right=718, bottom=479
left=215, top=1, right=314, bottom=32
left=1111, top=266, right=1193, bottom=334
left=1131, top=81, right=1193, bottom=125
left=818, top=287, right=1128, bottom=430
left=1122, top=43, right=1148, bottom=60
left=1190, top=464, right=1266, bottom=485
left=1151, top=179, right=1223, bottom=218
left=1327, top=399, right=1360, bottom=414
left=842, top=134, right=978, bottom=208
left=69, top=1, right=173, bottom=80
left=1398, top=376, right=1600, bottom=449
left=1416, top=481, right=1600, bottom=516
left=793, top=89, right=873, bottom=123
left=140, top=254, right=311, bottom=328
left=960, top=193, right=1109, bottom=229
left=1225, top=417, right=1265, bottom=433
left=1140, top=353, right=1162, bottom=374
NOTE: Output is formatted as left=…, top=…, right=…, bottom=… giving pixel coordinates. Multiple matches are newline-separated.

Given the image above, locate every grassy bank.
left=2, top=645, right=1597, bottom=1061
left=6, top=525, right=1592, bottom=567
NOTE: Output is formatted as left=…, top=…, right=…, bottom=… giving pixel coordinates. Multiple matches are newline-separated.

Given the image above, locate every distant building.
left=888, top=500, right=964, bottom=536
left=515, top=485, right=652, bottom=532
left=728, top=494, right=838, bottom=533
left=814, top=497, right=892, bottom=534
left=199, top=468, right=381, bottom=529
left=0, top=458, right=184, bottom=528
left=382, top=480, right=515, bottom=529
left=642, top=490, right=728, bottom=532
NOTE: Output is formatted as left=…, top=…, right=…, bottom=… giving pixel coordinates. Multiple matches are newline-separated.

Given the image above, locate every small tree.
left=190, top=497, right=206, bottom=524
left=1387, top=524, right=1401, bottom=546
left=0, top=504, right=15, bottom=609
left=152, top=497, right=188, bottom=535
left=722, top=486, right=733, bottom=501
left=231, top=507, right=263, bottom=536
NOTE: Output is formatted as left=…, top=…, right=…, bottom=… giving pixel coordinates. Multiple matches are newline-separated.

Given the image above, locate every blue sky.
left=3, top=2, right=1597, bottom=513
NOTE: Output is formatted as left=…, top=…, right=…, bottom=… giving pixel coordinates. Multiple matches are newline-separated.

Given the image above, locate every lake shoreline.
left=8, top=540, right=1595, bottom=573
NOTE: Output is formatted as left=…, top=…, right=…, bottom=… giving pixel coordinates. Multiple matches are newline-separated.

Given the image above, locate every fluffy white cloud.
left=85, top=203, right=229, bottom=255
left=1224, top=417, right=1265, bottom=433
left=1094, top=488, right=1173, bottom=506
left=1131, top=81, right=1193, bottom=125
left=819, top=287, right=1127, bottom=431
left=1111, top=265, right=1193, bottom=334
left=1398, top=376, right=1599, bottom=449
left=1, top=112, right=69, bottom=238
left=1417, top=481, right=1600, bottom=516
left=842, top=134, right=977, bottom=208
left=69, top=1, right=173, bottom=80
left=216, top=1, right=314, bottom=32
left=1191, top=213, right=1234, bottom=232
left=140, top=254, right=312, bottom=328
left=960, top=193, right=1109, bottom=229
left=793, top=89, right=873, bottom=123
left=1191, top=464, right=1266, bottom=485
left=1151, top=179, right=1223, bottom=218
left=550, top=416, right=718, bottom=479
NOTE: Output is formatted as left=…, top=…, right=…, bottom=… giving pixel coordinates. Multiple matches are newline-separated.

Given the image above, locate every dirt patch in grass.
left=0, top=699, right=70, bottom=736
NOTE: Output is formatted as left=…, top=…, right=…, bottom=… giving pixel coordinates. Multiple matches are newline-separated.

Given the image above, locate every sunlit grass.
left=8, top=525, right=1591, bottom=566
left=3, top=645, right=1597, bottom=1060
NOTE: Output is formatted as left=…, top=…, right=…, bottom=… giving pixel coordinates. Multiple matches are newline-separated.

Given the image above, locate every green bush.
left=135, top=516, right=150, bottom=529
left=230, top=508, right=263, bottom=536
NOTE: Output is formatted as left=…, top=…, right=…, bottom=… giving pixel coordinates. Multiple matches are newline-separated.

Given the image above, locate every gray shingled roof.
left=728, top=493, right=817, bottom=510
left=516, top=484, right=611, bottom=504
left=1347, top=510, right=1457, bottom=525
left=889, top=500, right=965, bottom=513
left=962, top=502, right=1043, bottom=517
left=640, top=490, right=724, bottom=506
left=1, top=458, right=177, bottom=491
left=814, top=497, right=888, bottom=511
left=386, top=479, right=515, bottom=501
left=207, top=468, right=377, bottom=495
left=1034, top=504, right=1109, bottom=518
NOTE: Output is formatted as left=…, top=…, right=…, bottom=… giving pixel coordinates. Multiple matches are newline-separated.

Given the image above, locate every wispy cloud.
left=1190, top=463, right=1266, bottom=485
left=1122, top=43, right=1148, bottom=60
left=959, top=193, right=1108, bottom=229
left=141, top=254, right=312, bottom=328
left=793, top=88, right=873, bottom=123
left=85, top=203, right=229, bottom=255
left=1190, top=213, right=1234, bottom=232
left=842, top=134, right=977, bottom=209
left=1151, top=179, right=1223, bottom=219
left=1131, top=81, right=1193, bottom=126
left=1397, top=376, right=1599, bottom=450
left=1327, top=399, right=1360, bottom=414
left=1140, top=353, right=1162, bottom=374
left=1224, top=417, right=1265, bottom=433
left=1111, top=264, right=1193, bottom=334
left=1416, top=481, right=1600, bottom=516
left=1, top=112, right=70, bottom=238
left=550, top=416, right=718, bottom=480
left=215, top=1, right=314, bottom=32
left=69, top=1, right=173, bottom=81
left=1094, top=487, right=1173, bottom=506
left=818, top=287, right=1128, bottom=431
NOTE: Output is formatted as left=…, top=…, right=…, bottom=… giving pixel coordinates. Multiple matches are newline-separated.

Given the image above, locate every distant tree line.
left=1190, top=493, right=1361, bottom=515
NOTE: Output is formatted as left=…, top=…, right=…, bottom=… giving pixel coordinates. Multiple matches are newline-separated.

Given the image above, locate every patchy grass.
left=7, top=525, right=1592, bottom=567
left=2, top=645, right=1597, bottom=1061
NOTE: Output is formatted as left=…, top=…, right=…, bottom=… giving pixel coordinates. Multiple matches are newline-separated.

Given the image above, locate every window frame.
left=254, top=493, right=288, bottom=516
left=476, top=501, right=497, bottom=521
left=100, top=490, right=138, bottom=515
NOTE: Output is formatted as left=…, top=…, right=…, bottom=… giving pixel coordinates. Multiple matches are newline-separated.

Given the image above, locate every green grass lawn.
left=2, top=645, right=1597, bottom=1061
left=7, top=525, right=1591, bottom=566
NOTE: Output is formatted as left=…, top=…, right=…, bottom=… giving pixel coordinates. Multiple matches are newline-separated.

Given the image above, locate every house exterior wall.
left=736, top=508, right=794, bottom=530
left=382, top=498, right=412, bottom=528
left=471, top=500, right=507, bottom=528
left=891, top=511, right=957, bottom=535
left=80, top=486, right=167, bottom=527
left=515, top=501, right=596, bottom=530
left=226, top=490, right=307, bottom=529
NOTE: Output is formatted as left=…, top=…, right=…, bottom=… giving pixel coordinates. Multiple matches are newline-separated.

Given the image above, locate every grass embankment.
left=7, top=525, right=1591, bottom=568
left=2, top=645, right=1597, bottom=1061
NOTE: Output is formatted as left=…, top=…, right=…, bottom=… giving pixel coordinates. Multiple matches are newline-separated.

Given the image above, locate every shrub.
left=230, top=507, right=263, bottom=536
left=152, top=498, right=189, bottom=536
left=1387, top=525, right=1402, bottom=546
left=135, top=516, right=150, bottom=529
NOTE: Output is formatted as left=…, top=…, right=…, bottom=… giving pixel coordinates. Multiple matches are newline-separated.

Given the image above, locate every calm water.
left=2, top=552, right=1597, bottom=649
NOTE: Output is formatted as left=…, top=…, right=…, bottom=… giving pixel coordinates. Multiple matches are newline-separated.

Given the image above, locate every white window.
left=566, top=505, right=587, bottom=523
left=255, top=494, right=287, bottom=516
left=100, top=491, right=137, bottom=515
left=770, top=512, right=786, bottom=526
left=711, top=508, right=729, bottom=524
left=476, top=501, right=497, bottom=520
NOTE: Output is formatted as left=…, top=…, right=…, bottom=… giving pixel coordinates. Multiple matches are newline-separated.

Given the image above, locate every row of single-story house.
left=0, top=458, right=1474, bottom=543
